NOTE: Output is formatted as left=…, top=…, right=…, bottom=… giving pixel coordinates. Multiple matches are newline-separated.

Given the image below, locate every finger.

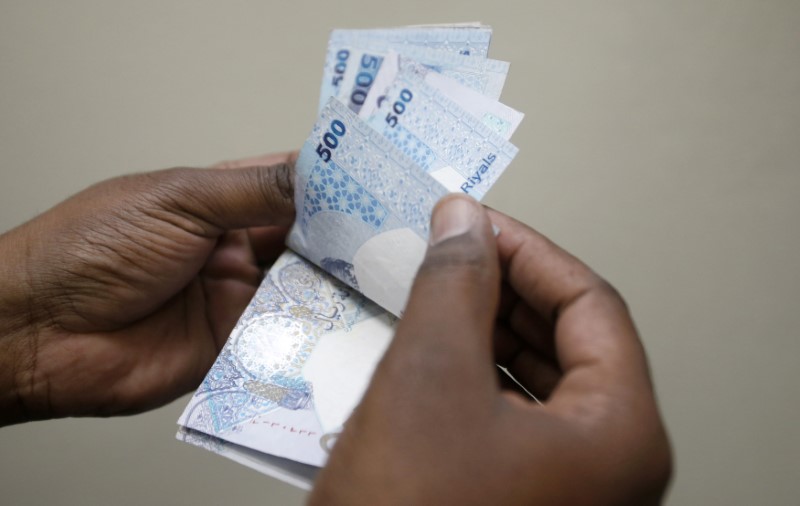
left=201, top=230, right=260, bottom=284
left=492, top=321, right=523, bottom=365
left=377, top=194, right=500, bottom=392
left=489, top=209, right=607, bottom=325
left=504, top=300, right=557, bottom=362
left=505, top=349, right=562, bottom=401
left=486, top=210, right=654, bottom=415
left=247, top=226, right=290, bottom=267
left=144, top=159, right=295, bottom=234
left=200, top=230, right=262, bottom=346
left=496, top=365, right=532, bottom=398
left=496, top=280, right=519, bottom=319
left=493, top=323, right=561, bottom=399
left=212, top=151, right=298, bottom=170
left=492, top=320, right=554, bottom=370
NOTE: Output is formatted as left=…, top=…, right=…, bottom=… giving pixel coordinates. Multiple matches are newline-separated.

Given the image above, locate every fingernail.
left=430, top=196, right=478, bottom=246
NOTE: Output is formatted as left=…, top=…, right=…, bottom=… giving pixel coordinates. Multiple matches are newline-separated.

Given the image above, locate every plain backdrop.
left=1, top=1, right=798, bottom=504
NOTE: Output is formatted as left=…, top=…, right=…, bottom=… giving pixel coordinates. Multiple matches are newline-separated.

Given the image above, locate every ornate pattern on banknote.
left=180, top=251, right=378, bottom=436
left=369, top=71, right=519, bottom=199
left=320, top=27, right=504, bottom=110
left=381, top=123, right=437, bottom=171
left=323, top=46, right=508, bottom=111
left=297, top=98, right=447, bottom=242
left=302, top=161, right=388, bottom=231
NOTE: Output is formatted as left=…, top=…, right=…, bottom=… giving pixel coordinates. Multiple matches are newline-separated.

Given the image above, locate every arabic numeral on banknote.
left=384, top=88, right=413, bottom=127
left=315, top=119, right=346, bottom=162
left=331, top=49, right=350, bottom=86
left=349, top=54, right=384, bottom=112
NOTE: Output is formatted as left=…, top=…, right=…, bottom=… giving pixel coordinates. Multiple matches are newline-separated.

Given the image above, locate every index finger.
left=212, top=151, right=298, bottom=170
left=487, top=210, right=655, bottom=417
left=211, top=152, right=298, bottom=264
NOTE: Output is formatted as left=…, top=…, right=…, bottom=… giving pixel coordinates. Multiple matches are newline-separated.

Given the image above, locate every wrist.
left=0, top=226, right=42, bottom=426
left=0, top=327, right=36, bottom=426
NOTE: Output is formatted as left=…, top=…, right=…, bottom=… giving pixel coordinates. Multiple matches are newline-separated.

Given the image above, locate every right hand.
left=0, top=152, right=296, bottom=425
left=309, top=195, right=672, bottom=505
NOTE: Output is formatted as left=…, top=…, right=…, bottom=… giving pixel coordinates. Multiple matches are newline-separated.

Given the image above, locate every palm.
left=38, top=224, right=286, bottom=418
left=10, top=152, right=297, bottom=421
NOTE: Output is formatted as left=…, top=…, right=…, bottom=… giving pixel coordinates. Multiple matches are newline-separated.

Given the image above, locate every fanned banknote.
left=178, top=250, right=396, bottom=472
left=178, top=23, right=522, bottom=488
left=329, top=25, right=493, bottom=56
left=361, top=60, right=520, bottom=199
left=287, top=98, right=448, bottom=316
left=322, top=46, right=509, bottom=113
left=359, top=51, right=524, bottom=139
left=322, top=25, right=493, bottom=97
left=320, top=25, right=507, bottom=111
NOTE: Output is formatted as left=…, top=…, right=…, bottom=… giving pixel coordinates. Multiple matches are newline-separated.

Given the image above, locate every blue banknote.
left=320, top=25, right=491, bottom=113
left=180, top=23, right=523, bottom=486
left=287, top=98, right=448, bottom=316
left=362, top=66, right=519, bottom=200
left=329, top=25, right=493, bottom=57
left=178, top=250, right=395, bottom=467
left=327, top=45, right=510, bottom=114
left=359, top=51, right=524, bottom=139
left=319, top=27, right=505, bottom=111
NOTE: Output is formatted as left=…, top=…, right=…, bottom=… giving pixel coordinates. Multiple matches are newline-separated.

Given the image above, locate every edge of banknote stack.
left=176, top=23, right=523, bottom=490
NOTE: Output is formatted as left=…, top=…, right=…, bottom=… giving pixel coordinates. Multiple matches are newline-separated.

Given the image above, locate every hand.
left=0, top=152, right=296, bottom=425
left=309, top=195, right=672, bottom=505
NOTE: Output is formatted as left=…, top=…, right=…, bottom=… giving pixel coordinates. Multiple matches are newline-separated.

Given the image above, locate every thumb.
left=379, top=194, right=501, bottom=388
left=146, top=158, right=295, bottom=233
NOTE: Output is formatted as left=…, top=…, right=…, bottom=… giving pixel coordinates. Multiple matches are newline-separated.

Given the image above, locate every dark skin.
left=0, top=152, right=296, bottom=422
left=0, top=156, right=671, bottom=504
left=310, top=195, right=672, bottom=505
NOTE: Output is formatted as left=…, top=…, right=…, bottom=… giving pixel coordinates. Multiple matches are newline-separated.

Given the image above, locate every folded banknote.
left=178, top=250, right=394, bottom=470
left=320, top=26, right=508, bottom=112
left=362, top=60, right=520, bottom=199
left=178, top=23, right=522, bottom=488
left=320, top=24, right=495, bottom=109
left=288, top=97, right=448, bottom=316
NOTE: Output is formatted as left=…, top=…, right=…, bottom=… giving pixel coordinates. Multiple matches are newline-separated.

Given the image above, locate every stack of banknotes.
left=177, top=23, right=522, bottom=489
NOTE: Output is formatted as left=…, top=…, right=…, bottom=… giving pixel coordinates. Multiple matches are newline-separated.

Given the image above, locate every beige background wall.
left=1, top=1, right=798, bottom=504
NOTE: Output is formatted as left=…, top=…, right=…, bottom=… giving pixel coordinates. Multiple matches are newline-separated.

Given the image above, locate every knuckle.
left=593, top=277, right=629, bottom=312
left=128, top=167, right=221, bottom=236
left=254, top=162, right=295, bottom=213
left=141, top=167, right=201, bottom=207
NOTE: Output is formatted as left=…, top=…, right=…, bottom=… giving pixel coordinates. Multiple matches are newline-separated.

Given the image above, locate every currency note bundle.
left=178, top=23, right=523, bottom=489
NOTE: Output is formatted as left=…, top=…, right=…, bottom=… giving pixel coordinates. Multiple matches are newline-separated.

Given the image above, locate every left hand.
left=0, top=152, right=295, bottom=425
